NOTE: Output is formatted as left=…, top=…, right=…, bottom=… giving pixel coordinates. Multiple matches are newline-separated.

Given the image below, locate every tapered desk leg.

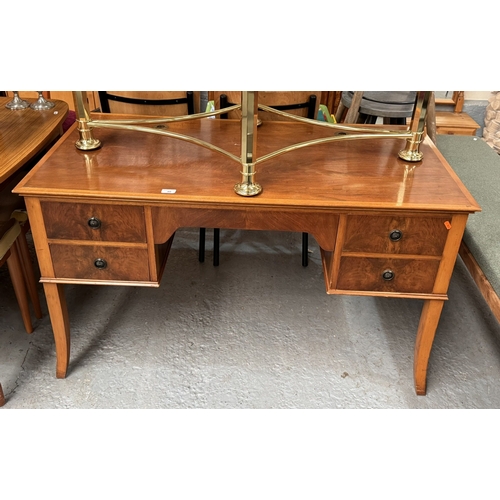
left=43, top=283, right=70, bottom=378
left=414, top=299, right=444, bottom=395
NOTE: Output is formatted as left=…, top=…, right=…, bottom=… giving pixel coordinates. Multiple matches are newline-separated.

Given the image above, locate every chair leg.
left=16, top=233, right=42, bottom=319
left=0, top=383, right=5, bottom=407
left=199, top=228, right=206, bottom=262
left=213, top=228, right=220, bottom=266
left=302, top=232, right=308, bottom=267
left=6, top=242, right=34, bottom=334
left=344, top=91, right=363, bottom=123
left=335, top=102, right=346, bottom=122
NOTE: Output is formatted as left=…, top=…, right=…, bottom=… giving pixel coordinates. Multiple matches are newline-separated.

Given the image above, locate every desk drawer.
left=342, top=215, right=450, bottom=256
left=50, top=244, right=150, bottom=282
left=41, top=202, right=146, bottom=243
left=336, top=256, right=440, bottom=294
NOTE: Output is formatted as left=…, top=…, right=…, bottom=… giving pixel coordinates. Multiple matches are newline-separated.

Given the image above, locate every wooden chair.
left=205, top=91, right=322, bottom=267
left=213, top=91, right=319, bottom=122
left=339, top=91, right=438, bottom=144
left=336, top=91, right=417, bottom=124
left=97, top=91, right=198, bottom=115
left=0, top=200, right=34, bottom=399
left=0, top=216, right=41, bottom=334
left=1, top=172, right=43, bottom=333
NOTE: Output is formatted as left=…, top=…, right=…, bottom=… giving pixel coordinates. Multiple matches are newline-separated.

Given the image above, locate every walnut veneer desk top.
left=14, top=118, right=480, bottom=395
left=0, top=97, right=68, bottom=184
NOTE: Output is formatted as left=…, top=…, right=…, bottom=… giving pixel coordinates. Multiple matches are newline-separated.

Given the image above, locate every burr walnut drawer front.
left=49, top=244, right=150, bottom=282
left=342, top=215, right=450, bottom=256
left=336, top=257, right=441, bottom=294
left=41, top=202, right=146, bottom=243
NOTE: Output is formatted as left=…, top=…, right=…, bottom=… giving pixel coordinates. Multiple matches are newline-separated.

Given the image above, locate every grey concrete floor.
left=1, top=227, right=500, bottom=409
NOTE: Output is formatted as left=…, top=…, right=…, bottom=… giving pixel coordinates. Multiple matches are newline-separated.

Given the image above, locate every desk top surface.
left=14, top=117, right=479, bottom=213
left=0, top=97, right=69, bottom=184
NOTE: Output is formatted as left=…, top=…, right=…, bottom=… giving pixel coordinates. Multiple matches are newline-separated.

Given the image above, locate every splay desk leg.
left=414, top=299, right=445, bottom=395
left=43, top=283, right=70, bottom=378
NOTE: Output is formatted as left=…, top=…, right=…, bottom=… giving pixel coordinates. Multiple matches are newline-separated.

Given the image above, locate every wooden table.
left=13, top=117, right=480, bottom=395
left=0, top=97, right=68, bottom=402
left=0, top=97, right=69, bottom=184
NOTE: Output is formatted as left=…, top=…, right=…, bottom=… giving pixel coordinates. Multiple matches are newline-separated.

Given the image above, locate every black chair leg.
left=199, top=228, right=206, bottom=262
left=302, top=232, right=308, bottom=267
left=213, top=228, right=220, bottom=266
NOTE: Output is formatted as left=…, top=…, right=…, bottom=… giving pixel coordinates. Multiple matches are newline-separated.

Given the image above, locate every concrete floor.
left=1, top=227, right=500, bottom=409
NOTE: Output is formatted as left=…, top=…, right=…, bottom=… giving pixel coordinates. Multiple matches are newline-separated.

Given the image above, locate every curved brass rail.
left=255, top=103, right=412, bottom=166
left=88, top=120, right=241, bottom=164
left=257, top=103, right=403, bottom=135
left=255, top=131, right=412, bottom=166
left=89, top=102, right=412, bottom=167
left=90, top=104, right=241, bottom=126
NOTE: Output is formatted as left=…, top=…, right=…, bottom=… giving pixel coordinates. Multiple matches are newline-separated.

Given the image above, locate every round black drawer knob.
left=389, top=229, right=402, bottom=241
left=382, top=269, right=395, bottom=281
left=94, top=258, right=107, bottom=269
left=88, top=217, right=101, bottom=229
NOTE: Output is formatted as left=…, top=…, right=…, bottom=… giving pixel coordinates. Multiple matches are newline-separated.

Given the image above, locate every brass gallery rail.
left=72, top=91, right=431, bottom=197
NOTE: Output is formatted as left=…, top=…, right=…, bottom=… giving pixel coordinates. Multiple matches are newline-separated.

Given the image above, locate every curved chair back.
left=212, top=91, right=321, bottom=121
left=337, top=91, right=417, bottom=124
left=97, top=91, right=198, bottom=116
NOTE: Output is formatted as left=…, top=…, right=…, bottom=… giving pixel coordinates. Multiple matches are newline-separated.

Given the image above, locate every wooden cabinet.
left=436, top=112, right=480, bottom=136
left=323, top=214, right=451, bottom=296
left=40, top=201, right=172, bottom=285
left=435, top=91, right=480, bottom=136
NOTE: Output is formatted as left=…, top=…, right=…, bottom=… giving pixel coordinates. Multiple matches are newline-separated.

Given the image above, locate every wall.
left=465, top=91, right=492, bottom=100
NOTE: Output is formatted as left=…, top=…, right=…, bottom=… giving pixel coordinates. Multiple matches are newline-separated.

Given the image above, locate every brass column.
left=73, top=91, right=101, bottom=151
left=234, top=91, right=262, bottom=196
left=398, top=91, right=431, bottom=162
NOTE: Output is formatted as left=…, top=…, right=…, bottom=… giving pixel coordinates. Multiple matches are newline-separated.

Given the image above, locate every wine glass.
left=30, top=91, right=55, bottom=110
left=5, top=91, right=30, bottom=110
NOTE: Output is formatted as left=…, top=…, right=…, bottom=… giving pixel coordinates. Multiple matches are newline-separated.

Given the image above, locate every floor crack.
left=5, top=343, right=33, bottom=402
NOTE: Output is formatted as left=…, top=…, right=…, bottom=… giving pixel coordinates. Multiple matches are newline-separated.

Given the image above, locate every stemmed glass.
left=5, top=91, right=30, bottom=109
left=30, top=91, right=55, bottom=110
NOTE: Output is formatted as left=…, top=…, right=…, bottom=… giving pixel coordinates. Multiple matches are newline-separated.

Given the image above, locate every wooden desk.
left=0, top=97, right=69, bottom=184
left=13, top=117, right=480, bottom=395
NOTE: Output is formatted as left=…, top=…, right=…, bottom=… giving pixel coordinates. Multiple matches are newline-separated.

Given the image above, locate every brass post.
left=398, top=91, right=431, bottom=162
left=234, top=91, right=262, bottom=196
left=73, top=91, right=101, bottom=150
